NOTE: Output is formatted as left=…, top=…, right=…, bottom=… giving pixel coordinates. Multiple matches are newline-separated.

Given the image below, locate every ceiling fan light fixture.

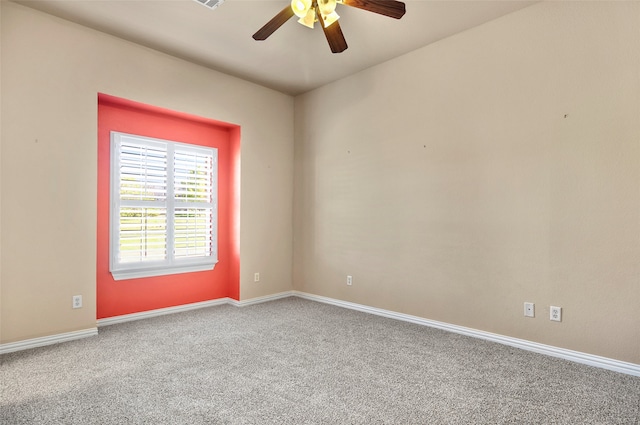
left=291, top=0, right=312, bottom=18
left=322, top=11, right=340, bottom=28
left=298, top=8, right=316, bottom=28
left=317, top=0, right=337, bottom=15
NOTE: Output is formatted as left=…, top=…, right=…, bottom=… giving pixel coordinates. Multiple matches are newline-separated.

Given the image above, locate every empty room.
left=1, top=0, right=639, bottom=423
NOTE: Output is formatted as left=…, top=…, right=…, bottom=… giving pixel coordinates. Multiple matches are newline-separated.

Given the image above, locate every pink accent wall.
left=97, top=93, right=240, bottom=319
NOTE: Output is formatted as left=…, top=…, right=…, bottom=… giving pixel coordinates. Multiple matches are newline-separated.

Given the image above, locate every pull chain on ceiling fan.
left=253, top=0, right=406, bottom=54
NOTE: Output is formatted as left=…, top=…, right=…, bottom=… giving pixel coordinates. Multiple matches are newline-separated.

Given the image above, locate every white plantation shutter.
left=174, top=208, right=213, bottom=258
left=174, top=149, right=213, bottom=202
left=110, top=132, right=217, bottom=280
left=173, top=148, right=215, bottom=259
left=119, top=142, right=167, bottom=202
left=119, top=207, right=167, bottom=263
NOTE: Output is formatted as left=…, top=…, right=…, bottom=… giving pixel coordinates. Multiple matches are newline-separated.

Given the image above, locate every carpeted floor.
left=1, top=297, right=639, bottom=424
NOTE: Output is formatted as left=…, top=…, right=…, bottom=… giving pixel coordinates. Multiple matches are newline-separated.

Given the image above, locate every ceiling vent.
left=194, top=0, right=225, bottom=10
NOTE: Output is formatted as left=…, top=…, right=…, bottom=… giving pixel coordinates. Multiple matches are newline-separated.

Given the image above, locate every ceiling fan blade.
left=317, top=7, right=348, bottom=53
left=252, top=6, right=295, bottom=41
left=341, top=0, right=406, bottom=19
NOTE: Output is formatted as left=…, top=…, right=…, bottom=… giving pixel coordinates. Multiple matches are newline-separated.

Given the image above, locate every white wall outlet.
left=524, top=302, right=535, bottom=318
left=347, top=275, right=353, bottom=286
left=254, top=273, right=260, bottom=282
left=550, top=306, right=562, bottom=322
left=72, top=295, right=82, bottom=309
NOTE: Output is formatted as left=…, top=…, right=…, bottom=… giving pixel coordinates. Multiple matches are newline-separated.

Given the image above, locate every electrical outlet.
left=72, top=295, right=82, bottom=309
left=347, top=275, right=353, bottom=286
left=254, top=273, right=260, bottom=282
left=524, top=302, right=535, bottom=318
left=550, top=306, right=562, bottom=322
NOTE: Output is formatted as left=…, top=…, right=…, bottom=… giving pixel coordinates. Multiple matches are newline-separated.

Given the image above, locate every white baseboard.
left=98, top=292, right=296, bottom=326
left=229, top=291, right=295, bottom=307
left=0, top=328, right=98, bottom=355
left=292, top=291, right=640, bottom=377
left=97, top=298, right=231, bottom=327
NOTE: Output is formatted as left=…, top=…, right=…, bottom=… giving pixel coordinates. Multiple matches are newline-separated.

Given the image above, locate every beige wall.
left=0, top=2, right=294, bottom=344
left=294, top=1, right=640, bottom=364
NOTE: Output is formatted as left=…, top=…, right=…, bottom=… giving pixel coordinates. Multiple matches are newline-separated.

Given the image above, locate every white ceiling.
left=15, top=0, right=536, bottom=95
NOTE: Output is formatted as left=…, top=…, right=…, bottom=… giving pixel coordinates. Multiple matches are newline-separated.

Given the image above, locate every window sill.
left=111, top=262, right=217, bottom=281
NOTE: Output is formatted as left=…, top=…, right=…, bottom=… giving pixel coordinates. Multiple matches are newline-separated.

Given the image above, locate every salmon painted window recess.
left=97, top=93, right=240, bottom=319
left=110, top=132, right=218, bottom=280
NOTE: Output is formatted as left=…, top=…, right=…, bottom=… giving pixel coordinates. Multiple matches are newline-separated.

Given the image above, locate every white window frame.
left=110, top=131, right=218, bottom=280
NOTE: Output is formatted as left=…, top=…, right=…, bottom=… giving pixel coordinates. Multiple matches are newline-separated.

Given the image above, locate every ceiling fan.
left=252, top=0, right=406, bottom=54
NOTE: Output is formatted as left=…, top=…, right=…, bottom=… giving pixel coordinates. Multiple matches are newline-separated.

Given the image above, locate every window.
left=110, top=132, right=218, bottom=280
